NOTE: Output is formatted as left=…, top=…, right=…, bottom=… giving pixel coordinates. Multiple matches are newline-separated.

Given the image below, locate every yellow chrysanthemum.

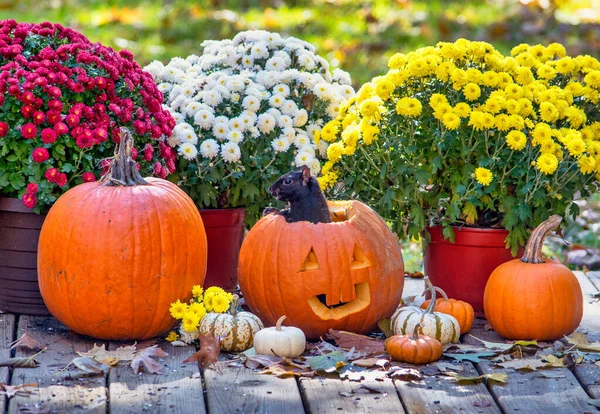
left=504, top=99, right=521, bottom=115
left=327, top=142, right=345, bottom=162
left=463, top=83, right=481, bottom=101
left=408, top=58, right=430, bottom=77
left=494, top=114, right=511, bottom=131
left=504, top=84, right=523, bottom=99
left=451, top=68, right=469, bottom=88
left=481, top=112, right=495, bottom=129
left=530, top=45, right=549, bottom=62
left=166, top=331, right=179, bottom=342
left=583, top=87, right=600, bottom=104
left=555, top=57, right=575, bottom=74
left=565, top=106, right=587, bottom=129
left=536, top=153, right=559, bottom=174
left=212, top=294, right=231, bottom=313
left=547, top=43, right=566, bottom=58
left=454, top=103, right=471, bottom=118
left=439, top=42, right=464, bottom=60
left=362, top=124, right=380, bottom=145
left=506, top=130, right=527, bottom=150
left=388, top=53, right=407, bottom=69
left=435, top=61, right=453, bottom=81
left=468, top=111, right=486, bottom=131
left=531, top=123, right=552, bottom=144
left=442, top=113, right=461, bottom=130
left=539, top=139, right=555, bottom=154
left=537, top=64, right=556, bottom=81
left=516, top=67, right=533, bottom=85
left=189, top=302, right=207, bottom=319
left=474, top=167, right=493, bottom=186
left=565, top=136, right=586, bottom=157
left=396, top=97, right=422, bottom=117
left=433, top=103, right=452, bottom=121
left=169, top=299, right=188, bottom=320
left=485, top=97, right=503, bottom=114
left=375, top=79, right=394, bottom=100
left=579, top=155, right=596, bottom=174
left=518, top=98, right=533, bottom=117
left=481, top=71, right=499, bottom=87
left=508, top=114, right=525, bottom=130
left=342, top=124, right=360, bottom=148
left=320, top=121, right=339, bottom=142
left=429, top=93, right=448, bottom=108
left=182, top=312, right=201, bottom=333
left=192, top=285, right=203, bottom=298
left=539, top=102, right=559, bottom=123
left=360, top=99, right=382, bottom=119
left=584, top=70, right=600, bottom=88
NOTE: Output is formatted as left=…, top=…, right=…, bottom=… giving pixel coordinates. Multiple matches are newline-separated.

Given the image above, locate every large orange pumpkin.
left=38, top=129, right=207, bottom=340
left=483, top=215, right=583, bottom=341
left=238, top=200, right=404, bottom=339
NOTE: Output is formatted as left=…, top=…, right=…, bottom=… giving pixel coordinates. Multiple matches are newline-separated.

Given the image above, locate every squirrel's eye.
left=284, top=178, right=293, bottom=185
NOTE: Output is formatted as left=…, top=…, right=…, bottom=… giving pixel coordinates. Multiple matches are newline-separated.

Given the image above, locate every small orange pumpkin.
left=483, top=215, right=583, bottom=341
left=385, top=323, right=442, bottom=364
left=38, top=129, right=207, bottom=340
left=420, top=277, right=475, bottom=333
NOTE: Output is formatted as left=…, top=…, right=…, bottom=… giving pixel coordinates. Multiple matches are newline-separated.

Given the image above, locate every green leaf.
left=307, top=351, right=347, bottom=373
left=242, top=183, right=260, bottom=203
left=5, top=155, right=18, bottom=162
left=462, top=202, right=478, bottom=224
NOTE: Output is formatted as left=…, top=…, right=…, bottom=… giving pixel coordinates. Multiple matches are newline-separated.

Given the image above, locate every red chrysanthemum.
left=45, top=167, right=59, bottom=182
left=0, top=122, right=8, bottom=137
left=21, top=123, right=38, bottom=139
left=55, top=173, right=68, bottom=187
left=26, top=182, right=39, bottom=194
left=41, top=128, right=57, bottom=144
left=82, top=172, right=96, bottom=182
left=32, top=147, right=49, bottom=163
left=22, top=192, right=37, bottom=209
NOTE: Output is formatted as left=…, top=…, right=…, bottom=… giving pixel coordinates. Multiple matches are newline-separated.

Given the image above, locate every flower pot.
left=424, top=225, right=520, bottom=314
left=199, top=208, right=245, bottom=291
left=0, top=197, right=50, bottom=315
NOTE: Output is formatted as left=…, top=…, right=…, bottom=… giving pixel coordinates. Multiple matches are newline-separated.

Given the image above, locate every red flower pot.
left=0, top=197, right=50, bottom=315
left=199, top=208, right=245, bottom=291
left=424, top=225, right=520, bottom=314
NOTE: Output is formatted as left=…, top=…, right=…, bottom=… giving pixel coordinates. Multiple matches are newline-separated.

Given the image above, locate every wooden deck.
left=1, top=271, right=600, bottom=414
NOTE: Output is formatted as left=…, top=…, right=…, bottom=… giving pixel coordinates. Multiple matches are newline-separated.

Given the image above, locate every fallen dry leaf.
left=131, top=345, right=168, bottom=374
left=183, top=333, right=219, bottom=370
left=0, top=357, right=40, bottom=368
left=377, top=319, right=394, bottom=338
left=328, top=330, right=386, bottom=356
left=388, top=367, right=422, bottom=381
left=541, top=355, right=566, bottom=368
left=446, top=372, right=508, bottom=384
left=77, top=343, right=136, bottom=361
left=9, top=322, right=45, bottom=352
left=495, top=358, right=547, bottom=371
left=469, top=335, right=538, bottom=351
left=483, top=324, right=493, bottom=331
left=72, top=357, right=110, bottom=376
left=0, top=382, right=37, bottom=398
left=352, top=358, right=387, bottom=368
left=259, top=364, right=315, bottom=378
left=565, top=332, right=600, bottom=352
left=340, top=369, right=388, bottom=382
left=242, top=354, right=283, bottom=370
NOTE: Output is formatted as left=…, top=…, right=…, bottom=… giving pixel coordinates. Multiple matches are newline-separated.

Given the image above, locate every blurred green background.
left=3, top=0, right=600, bottom=88
left=4, top=0, right=599, bottom=270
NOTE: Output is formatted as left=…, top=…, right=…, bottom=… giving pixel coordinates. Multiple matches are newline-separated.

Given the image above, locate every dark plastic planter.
left=0, top=197, right=50, bottom=315
left=199, top=208, right=245, bottom=291
left=424, top=225, right=521, bottom=314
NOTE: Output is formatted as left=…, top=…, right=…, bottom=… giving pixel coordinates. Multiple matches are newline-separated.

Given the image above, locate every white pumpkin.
left=199, top=297, right=264, bottom=352
left=391, top=284, right=461, bottom=344
left=254, top=315, right=306, bottom=358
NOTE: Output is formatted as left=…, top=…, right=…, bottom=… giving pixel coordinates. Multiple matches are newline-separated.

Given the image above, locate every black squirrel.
left=263, top=165, right=332, bottom=224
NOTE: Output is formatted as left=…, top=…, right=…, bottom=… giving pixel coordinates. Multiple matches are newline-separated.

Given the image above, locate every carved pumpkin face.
left=239, top=200, right=404, bottom=339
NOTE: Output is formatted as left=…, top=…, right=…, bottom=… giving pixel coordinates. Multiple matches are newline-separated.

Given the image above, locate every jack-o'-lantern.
left=238, top=200, right=404, bottom=339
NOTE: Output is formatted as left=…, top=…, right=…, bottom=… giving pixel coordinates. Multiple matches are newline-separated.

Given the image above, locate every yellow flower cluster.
left=167, top=285, right=233, bottom=337
left=318, top=39, right=600, bottom=187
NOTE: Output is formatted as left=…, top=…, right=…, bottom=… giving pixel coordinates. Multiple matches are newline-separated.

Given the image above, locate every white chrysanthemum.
left=229, top=117, right=243, bottom=131
left=294, top=134, right=310, bottom=148
left=334, top=68, right=352, bottom=85
left=173, top=122, right=194, bottom=138
left=157, top=82, right=173, bottom=94
left=143, top=60, right=164, bottom=79
left=297, top=53, right=315, bottom=70
left=178, top=328, right=197, bottom=344
left=167, top=134, right=181, bottom=147
left=178, top=143, right=198, bottom=160
left=179, top=129, right=198, bottom=145
left=221, top=142, right=242, bottom=163
left=213, top=123, right=230, bottom=141
left=298, top=145, right=316, bottom=156
left=310, top=158, right=321, bottom=175
left=313, top=82, right=333, bottom=100
left=278, top=115, right=293, bottom=129
left=256, top=71, right=279, bottom=88
left=226, top=76, right=246, bottom=93
left=257, top=113, right=276, bottom=134
left=281, top=127, right=296, bottom=143
left=203, top=91, right=223, bottom=107
left=184, top=101, right=203, bottom=118
left=242, top=95, right=261, bottom=112
left=250, top=42, right=269, bottom=59
left=228, top=129, right=244, bottom=143
left=269, top=94, right=285, bottom=107
left=339, top=84, right=355, bottom=100
left=271, top=137, right=291, bottom=153
left=273, top=83, right=290, bottom=97
left=169, top=57, right=192, bottom=71
left=294, top=109, right=308, bottom=127
left=231, top=93, right=241, bottom=103
left=306, top=123, right=321, bottom=139
left=194, top=110, right=215, bottom=129
left=242, top=55, right=254, bottom=68
left=246, top=87, right=265, bottom=99
left=170, top=111, right=186, bottom=124
left=248, top=126, right=260, bottom=138
left=273, top=51, right=292, bottom=67
left=160, top=66, right=185, bottom=83
left=181, top=83, right=196, bottom=99
left=239, top=112, right=256, bottom=130
left=281, top=100, right=299, bottom=116
left=200, top=139, right=220, bottom=159
left=315, top=139, right=329, bottom=157
left=327, top=102, right=341, bottom=118
left=295, top=151, right=314, bottom=167
left=170, top=95, right=189, bottom=111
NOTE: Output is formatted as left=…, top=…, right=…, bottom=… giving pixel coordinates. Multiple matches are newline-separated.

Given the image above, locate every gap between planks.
left=0, top=313, right=16, bottom=414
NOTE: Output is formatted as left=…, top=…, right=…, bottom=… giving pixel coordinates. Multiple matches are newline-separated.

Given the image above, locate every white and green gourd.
left=254, top=315, right=306, bottom=358
left=199, top=295, right=264, bottom=352
left=391, top=282, right=461, bottom=344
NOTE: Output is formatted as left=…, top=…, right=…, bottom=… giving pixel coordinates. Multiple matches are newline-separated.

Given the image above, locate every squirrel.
left=263, top=165, right=332, bottom=224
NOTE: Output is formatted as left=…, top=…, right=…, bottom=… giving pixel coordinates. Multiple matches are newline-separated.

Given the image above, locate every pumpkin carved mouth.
left=307, top=283, right=370, bottom=320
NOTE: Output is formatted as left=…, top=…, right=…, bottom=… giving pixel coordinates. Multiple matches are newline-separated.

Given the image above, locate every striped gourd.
left=199, top=300, right=264, bottom=352
left=391, top=283, right=461, bottom=344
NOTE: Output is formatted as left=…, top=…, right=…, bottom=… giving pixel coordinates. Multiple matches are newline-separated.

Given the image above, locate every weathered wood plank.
left=573, top=363, right=600, bottom=399
left=301, top=378, right=404, bottom=413
left=7, top=316, right=107, bottom=414
left=403, top=276, right=425, bottom=301
left=204, top=365, right=304, bottom=414
left=574, top=271, right=600, bottom=341
left=466, top=320, right=594, bottom=413
left=0, top=313, right=16, bottom=414
left=109, top=341, right=205, bottom=414
left=394, top=361, right=500, bottom=414
left=587, top=271, right=600, bottom=290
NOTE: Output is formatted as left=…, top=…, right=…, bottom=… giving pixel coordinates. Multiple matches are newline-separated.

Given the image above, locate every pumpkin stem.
left=521, top=215, right=562, bottom=264
left=423, top=277, right=437, bottom=314
left=229, top=294, right=239, bottom=317
left=275, top=315, right=286, bottom=331
left=101, top=128, right=148, bottom=187
left=412, top=323, right=422, bottom=340
left=421, top=277, right=449, bottom=301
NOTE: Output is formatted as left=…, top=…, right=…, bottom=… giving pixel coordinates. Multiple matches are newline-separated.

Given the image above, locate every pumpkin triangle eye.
left=300, top=248, right=320, bottom=271
left=351, top=244, right=370, bottom=269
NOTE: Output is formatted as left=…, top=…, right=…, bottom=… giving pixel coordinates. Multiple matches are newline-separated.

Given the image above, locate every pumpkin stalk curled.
left=521, top=215, right=562, bottom=264
left=102, top=127, right=148, bottom=187
left=275, top=315, right=286, bottom=331
left=411, top=323, right=422, bottom=340
left=423, top=277, right=437, bottom=315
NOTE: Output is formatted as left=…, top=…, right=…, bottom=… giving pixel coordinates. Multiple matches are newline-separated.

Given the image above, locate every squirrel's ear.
left=301, top=165, right=311, bottom=186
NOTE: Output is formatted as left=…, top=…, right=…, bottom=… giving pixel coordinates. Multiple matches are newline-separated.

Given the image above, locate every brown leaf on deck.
left=0, top=357, right=40, bottom=368
left=0, top=382, right=37, bottom=398
left=77, top=343, right=136, bottom=362
left=183, top=333, right=220, bottom=370
left=72, top=357, right=110, bottom=376
left=565, top=332, right=600, bottom=352
left=327, top=329, right=386, bottom=356
left=131, top=345, right=168, bottom=374
left=9, top=322, right=45, bottom=352
left=495, top=358, right=547, bottom=371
